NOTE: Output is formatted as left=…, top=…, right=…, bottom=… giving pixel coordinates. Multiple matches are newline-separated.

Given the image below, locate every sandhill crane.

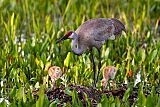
left=56, top=18, right=126, bottom=87
left=101, top=66, right=117, bottom=89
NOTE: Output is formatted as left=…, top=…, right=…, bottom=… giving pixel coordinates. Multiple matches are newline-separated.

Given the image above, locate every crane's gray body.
left=75, top=18, right=126, bottom=50
left=56, top=18, right=126, bottom=87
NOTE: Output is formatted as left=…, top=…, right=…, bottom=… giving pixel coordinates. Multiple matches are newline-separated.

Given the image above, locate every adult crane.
left=56, top=18, right=126, bottom=87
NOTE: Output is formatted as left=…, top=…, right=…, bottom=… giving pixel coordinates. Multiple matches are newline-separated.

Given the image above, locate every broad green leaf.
left=3, top=22, right=10, bottom=36
left=46, top=16, right=53, bottom=33
left=84, top=93, right=90, bottom=107
left=137, top=84, right=146, bottom=106
left=64, top=52, right=71, bottom=67
left=10, top=13, right=14, bottom=30
left=156, top=97, right=160, bottom=107
left=150, top=49, right=157, bottom=62
left=72, top=89, right=78, bottom=107
left=35, top=82, right=40, bottom=89
left=140, top=49, right=146, bottom=62
left=36, top=86, right=45, bottom=107
left=40, top=35, right=49, bottom=53
left=146, top=95, right=153, bottom=107
left=44, top=95, right=50, bottom=107
left=123, top=87, right=131, bottom=102
left=100, top=94, right=109, bottom=107
left=63, top=0, right=72, bottom=19
left=66, top=101, right=72, bottom=107
left=97, top=103, right=102, bottom=107
left=64, top=87, right=72, bottom=96
left=20, top=70, right=27, bottom=83
left=0, top=99, right=7, bottom=107
left=39, top=60, right=44, bottom=70
left=9, top=86, right=16, bottom=98
left=71, top=89, right=82, bottom=107
left=49, top=102, right=56, bottom=107
left=16, top=87, right=24, bottom=100
left=115, top=97, right=120, bottom=107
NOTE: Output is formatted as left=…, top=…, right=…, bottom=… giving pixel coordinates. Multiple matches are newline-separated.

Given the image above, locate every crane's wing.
left=94, top=18, right=126, bottom=42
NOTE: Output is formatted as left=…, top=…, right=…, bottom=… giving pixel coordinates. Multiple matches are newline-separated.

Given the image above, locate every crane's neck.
left=71, top=33, right=86, bottom=55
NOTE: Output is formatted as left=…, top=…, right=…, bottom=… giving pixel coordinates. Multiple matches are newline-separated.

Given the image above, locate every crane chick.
left=48, top=66, right=62, bottom=87
left=101, top=66, right=117, bottom=89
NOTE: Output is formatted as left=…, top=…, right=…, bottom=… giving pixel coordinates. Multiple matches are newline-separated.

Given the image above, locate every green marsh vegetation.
left=0, top=0, right=160, bottom=106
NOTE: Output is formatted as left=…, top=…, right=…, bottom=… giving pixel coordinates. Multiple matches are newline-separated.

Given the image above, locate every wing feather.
left=75, top=18, right=126, bottom=44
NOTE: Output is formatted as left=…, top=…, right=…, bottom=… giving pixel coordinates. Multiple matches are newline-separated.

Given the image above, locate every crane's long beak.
left=56, top=35, right=68, bottom=44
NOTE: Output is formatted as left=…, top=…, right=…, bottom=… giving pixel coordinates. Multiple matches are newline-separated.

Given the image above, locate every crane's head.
left=56, top=30, right=74, bottom=44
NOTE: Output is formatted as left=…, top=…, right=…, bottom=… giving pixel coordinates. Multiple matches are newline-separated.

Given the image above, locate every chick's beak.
left=56, top=35, right=68, bottom=44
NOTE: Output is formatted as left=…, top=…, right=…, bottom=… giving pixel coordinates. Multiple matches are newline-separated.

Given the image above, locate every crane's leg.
left=90, top=49, right=96, bottom=87
left=96, top=49, right=101, bottom=83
